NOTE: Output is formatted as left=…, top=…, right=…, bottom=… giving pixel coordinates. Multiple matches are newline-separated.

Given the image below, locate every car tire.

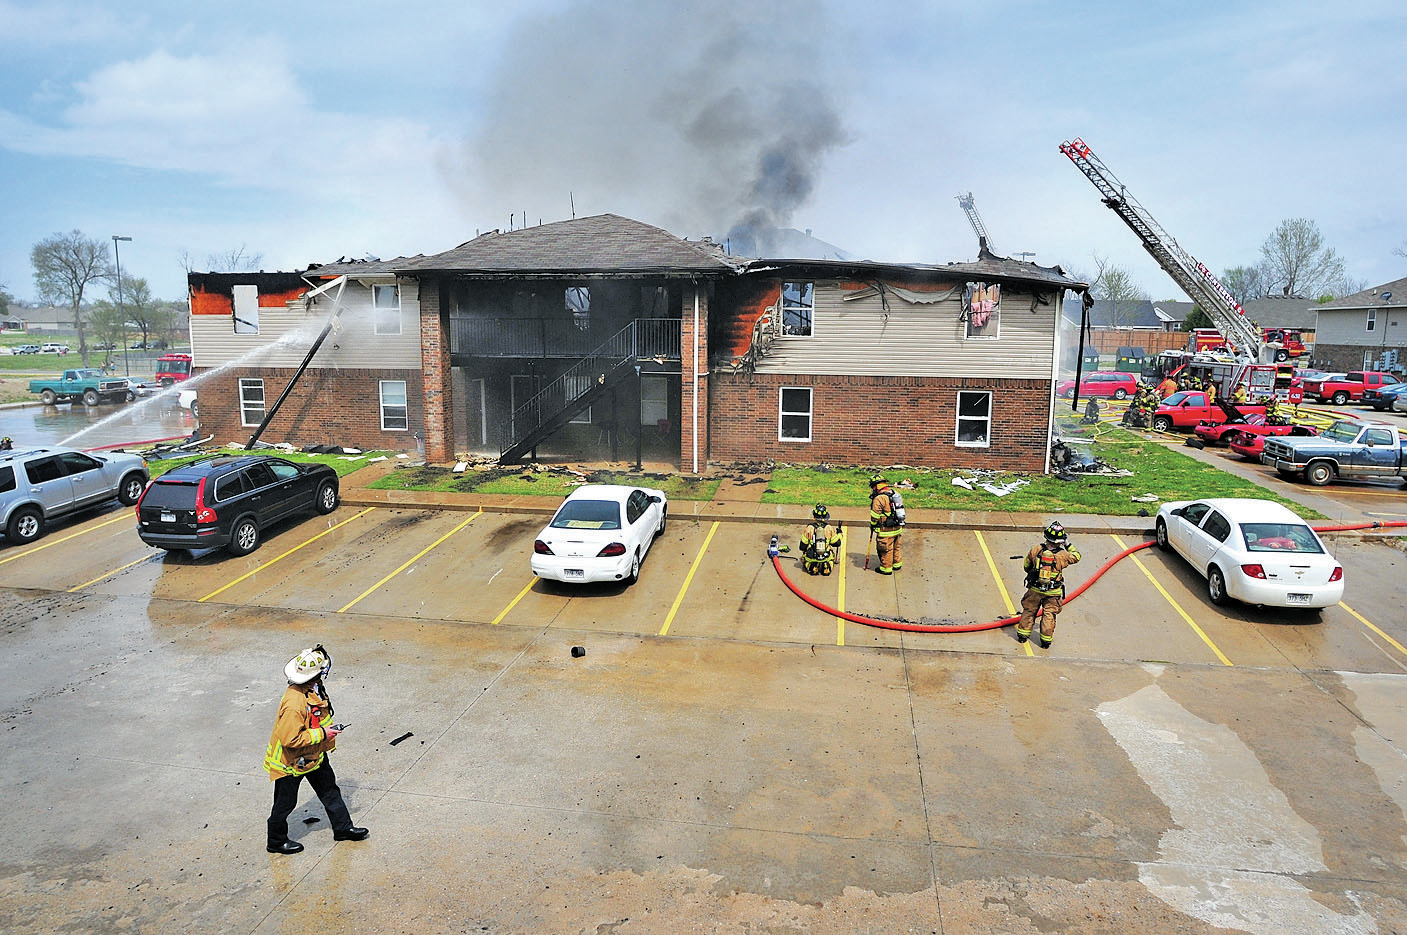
left=1114, top=388, right=1128, bottom=399
left=315, top=480, right=339, bottom=515
left=161, top=378, right=175, bottom=388
left=1207, top=565, right=1230, bottom=606
left=1061, top=387, right=1075, bottom=399
left=1275, top=350, right=1288, bottom=362
left=228, top=517, right=261, bottom=556
left=189, top=401, right=199, bottom=419
left=627, top=550, right=640, bottom=585
left=117, top=472, right=147, bottom=506
left=1152, top=415, right=1173, bottom=433
left=1331, top=391, right=1349, bottom=405
left=126, top=390, right=136, bottom=402
left=39, top=389, right=56, bottom=406
left=655, top=506, right=667, bottom=538
left=82, top=389, right=100, bottom=406
left=1305, top=461, right=1335, bottom=486
left=1155, top=517, right=1170, bottom=551
left=6, top=506, right=44, bottom=544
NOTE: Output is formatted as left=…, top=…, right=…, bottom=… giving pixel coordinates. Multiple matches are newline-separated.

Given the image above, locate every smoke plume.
left=456, top=0, right=850, bottom=252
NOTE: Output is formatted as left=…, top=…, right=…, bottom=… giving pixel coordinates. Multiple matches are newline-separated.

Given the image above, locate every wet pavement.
left=0, top=395, right=194, bottom=450
left=1, top=455, right=1405, bottom=933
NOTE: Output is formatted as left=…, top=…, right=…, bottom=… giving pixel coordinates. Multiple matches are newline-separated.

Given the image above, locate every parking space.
left=3, top=504, right=1403, bottom=677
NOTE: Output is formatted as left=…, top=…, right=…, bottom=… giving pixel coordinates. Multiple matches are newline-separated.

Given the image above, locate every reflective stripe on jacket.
left=1023, top=543, right=1081, bottom=596
left=869, top=489, right=901, bottom=537
left=264, top=684, right=337, bottom=780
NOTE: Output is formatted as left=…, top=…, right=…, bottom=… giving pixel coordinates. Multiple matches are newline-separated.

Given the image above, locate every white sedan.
left=531, top=484, right=668, bottom=584
left=1154, top=498, right=1343, bottom=609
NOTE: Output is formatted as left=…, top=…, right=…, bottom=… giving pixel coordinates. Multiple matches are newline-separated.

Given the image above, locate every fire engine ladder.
left=1059, top=138, right=1263, bottom=360
left=957, top=191, right=997, bottom=255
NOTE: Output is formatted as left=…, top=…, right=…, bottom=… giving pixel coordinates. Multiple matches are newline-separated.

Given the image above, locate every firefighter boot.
left=1015, top=628, right=1028, bottom=643
left=1039, top=636, right=1053, bottom=649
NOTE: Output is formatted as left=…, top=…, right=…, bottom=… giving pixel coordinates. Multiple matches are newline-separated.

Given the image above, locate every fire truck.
left=1189, top=328, right=1307, bottom=361
left=154, top=353, right=192, bottom=387
left=1060, top=138, right=1285, bottom=365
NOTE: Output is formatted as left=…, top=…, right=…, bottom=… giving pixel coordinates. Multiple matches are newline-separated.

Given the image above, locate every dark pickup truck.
left=1261, top=419, right=1407, bottom=486
left=29, top=369, right=134, bottom=406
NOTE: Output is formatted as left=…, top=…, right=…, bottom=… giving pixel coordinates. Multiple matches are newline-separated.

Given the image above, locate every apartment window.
left=233, top=284, right=259, bottom=334
left=1366, top=309, right=1377, bottom=332
left=963, top=282, right=1001, bottom=339
left=239, top=378, right=265, bottom=426
left=373, top=284, right=401, bottom=335
left=567, top=286, right=590, bottom=331
left=955, top=390, right=992, bottom=447
left=781, top=282, right=813, bottom=336
left=380, top=380, right=408, bottom=431
left=779, top=386, right=812, bottom=441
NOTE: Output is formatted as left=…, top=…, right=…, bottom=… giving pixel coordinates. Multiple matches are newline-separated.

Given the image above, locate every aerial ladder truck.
left=1059, top=138, right=1278, bottom=365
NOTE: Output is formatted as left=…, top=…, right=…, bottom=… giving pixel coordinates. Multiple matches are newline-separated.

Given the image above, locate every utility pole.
left=112, top=235, right=132, bottom=376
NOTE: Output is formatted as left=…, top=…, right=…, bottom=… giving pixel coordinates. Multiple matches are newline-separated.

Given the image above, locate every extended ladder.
left=1059, top=138, right=1263, bottom=360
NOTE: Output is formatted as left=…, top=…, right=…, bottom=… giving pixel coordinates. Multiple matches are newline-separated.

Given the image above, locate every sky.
left=1, top=0, right=1404, bottom=306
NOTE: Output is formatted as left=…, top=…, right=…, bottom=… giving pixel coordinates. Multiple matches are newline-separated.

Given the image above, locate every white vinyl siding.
left=190, top=279, right=421, bottom=369
left=751, top=282, right=1057, bottom=377
left=380, top=380, right=409, bottom=430
left=239, top=378, right=265, bottom=426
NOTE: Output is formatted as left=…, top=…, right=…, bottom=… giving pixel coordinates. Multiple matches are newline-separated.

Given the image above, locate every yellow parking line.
left=1111, top=533, right=1233, bottom=667
left=490, top=577, right=537, bottom=625
left=200, top=507, right=376, bottom=603
left=337, top=510, right=480, bottom=613
left=68, top=552, right=161, bottom=592
left=836, top=527, right=847, bottom=646
left=0, top=513, right=128, bottom=567
left=975, top=530, right=1030, bottom=656
left=660, top=521, right=719, bottom=636
left=1339, top=601, right=1407, bottom=657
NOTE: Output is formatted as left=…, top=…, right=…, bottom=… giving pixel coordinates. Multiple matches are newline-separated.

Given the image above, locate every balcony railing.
left=450, top=317, right=681, bottom=358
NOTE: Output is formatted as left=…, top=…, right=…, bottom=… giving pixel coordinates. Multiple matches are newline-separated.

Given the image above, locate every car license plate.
left=161, top=512, right=176, bottom=523
left=564, top=569, right=584, bottom=578
left=1286, top=593, right=1311, bottom=604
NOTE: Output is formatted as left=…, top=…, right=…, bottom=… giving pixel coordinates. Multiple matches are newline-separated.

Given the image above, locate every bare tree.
left=1090, top=253, right=1148, bottom=328
left=181, top=244, right=264, bottom=274
left=31, top=230, right=113, bottom=366
left=1393, top=241, right=1407, bottom=261
left=1258, top=218, right=1345, bottom=298
left=113, top=275, right=162, bottom=348
left=1219, top=265, right=1268, bottom=306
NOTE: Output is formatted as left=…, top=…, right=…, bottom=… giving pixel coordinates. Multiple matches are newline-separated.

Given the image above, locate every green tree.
left=31, top=230, right=113, bottom=366
left=1259, top=218, right=1345, bottom=298
left=115, top=275, right=160, bottom=348
left=86, top=300, right=129, bottom=367
left=1181, top=305, right=1213, bottom=331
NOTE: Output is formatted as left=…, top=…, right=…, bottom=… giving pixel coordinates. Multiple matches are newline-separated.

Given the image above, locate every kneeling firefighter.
left=868, top=474, right=906, bottom=574
left=800, top=504, right=842, bottom=576
left=1016, top=522, right=1081, bottom=649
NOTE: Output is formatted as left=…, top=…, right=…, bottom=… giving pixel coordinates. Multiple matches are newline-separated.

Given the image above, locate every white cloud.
left=0, top=0, right=131, bottom=44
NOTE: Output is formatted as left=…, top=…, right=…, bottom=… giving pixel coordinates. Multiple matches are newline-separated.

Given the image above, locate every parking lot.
left=2, top=497, right=1406, bottom=933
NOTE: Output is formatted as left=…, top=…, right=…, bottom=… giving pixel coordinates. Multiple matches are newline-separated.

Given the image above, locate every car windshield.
left=1162, top=391, right=1195, bottom=405
left=550, top=499, right=621, bottom=530
left=1321, top=421, right=1363, bottom=443
left=141, top=480, right=198, bottom=510
left=1240, top=522, right=1324, bottom=554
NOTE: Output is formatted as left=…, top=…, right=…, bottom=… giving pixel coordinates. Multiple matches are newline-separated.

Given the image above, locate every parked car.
left=135, top=455, right=339, bottom=556
left=1151, top=391, right=1266, bottom=433
left=93, top=342, right=117, bottom=351
left=1227, top=425, right=1318, bottom=460
left=1360, top=382, right=1407, bottom=411
left=1303, top=371, right=1400, bottom=405
left=531, top=484, right=667, bottom=584
left=1055, top=371, right=1139, bottom=400
left=29, top=369, right=134, bottom=406
left=1154, top=498, right=1343, bottom=609
left=41, top=342, right=70, bottom=354
left=1, top=446, right=149, bottom=545
left=178, top=389, right=198, bottom=418
left=16, top=344, right=41, bottom=354
left=1261, top=419, right=1407, bottom=486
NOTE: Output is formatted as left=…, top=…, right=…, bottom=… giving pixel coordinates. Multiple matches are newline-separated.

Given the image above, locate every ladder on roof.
left=1059, top=138, right=1266, bottom=361
left=957, top=192, right=997, bottom=255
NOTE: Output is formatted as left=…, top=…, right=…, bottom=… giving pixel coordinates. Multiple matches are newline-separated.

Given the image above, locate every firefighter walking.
left=868, top=474, right=905, bottom=574
left=1016, top=522, right=1081, bottom=649
left=800, top=504, right=842, bottom=576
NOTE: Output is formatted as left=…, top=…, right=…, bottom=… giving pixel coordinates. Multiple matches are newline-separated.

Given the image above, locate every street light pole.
left=112, top=236, right=132, bottom=376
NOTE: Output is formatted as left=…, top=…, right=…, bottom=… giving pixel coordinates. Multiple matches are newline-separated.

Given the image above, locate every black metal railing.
left=497, top=318, right=680, bottom=459
left=450, top=316, right=684, bottom=358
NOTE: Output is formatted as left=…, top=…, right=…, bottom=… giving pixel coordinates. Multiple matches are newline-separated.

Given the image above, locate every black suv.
left=136, top=455, right=339, bottom=555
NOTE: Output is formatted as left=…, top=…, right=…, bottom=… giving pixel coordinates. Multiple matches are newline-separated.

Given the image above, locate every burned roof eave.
left=740, top=256, right=1088, bottom=294
left=398, top=267, right=734, bottom=281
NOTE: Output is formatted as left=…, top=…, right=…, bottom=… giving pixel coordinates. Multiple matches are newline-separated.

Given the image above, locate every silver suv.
left=1, top=446, right=149, bottom=545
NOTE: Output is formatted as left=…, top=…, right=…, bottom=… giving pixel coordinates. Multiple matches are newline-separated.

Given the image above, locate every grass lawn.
left=369, top=464, right=723, bottom=501
left=144, top=448, right=388, bottom=479
left=761, top=421, right=1326, bottom=518
left=0, top=376, right=33, bottom=405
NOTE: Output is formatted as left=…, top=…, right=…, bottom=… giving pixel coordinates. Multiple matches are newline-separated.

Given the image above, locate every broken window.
left=239, top=378, right=265, bottom=426
left=955, top=390, right=992, bottom=447
left=567, top=286, right=590, bottom=331
left=781, top=282, right=813, bottom=336
left=233, top=285, right=259, bottom=334
left=380, top=380, right=408, bottom=431
left=779, top=386, right=813, bottom=441
left=373, top=283, right=401, bottom=335
left=963, top=282, right=1000, bottom=340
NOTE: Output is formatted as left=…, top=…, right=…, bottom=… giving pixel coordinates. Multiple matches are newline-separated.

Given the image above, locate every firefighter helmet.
left=812, top=504, right=829, bottom=521
left=1043, top=521, right=1068, bottom=545
left=284, top=646, right=332, bottom=684
left=868, top=473, right=887, bottom=489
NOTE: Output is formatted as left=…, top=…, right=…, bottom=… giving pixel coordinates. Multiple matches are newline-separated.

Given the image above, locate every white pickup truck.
left=1261, top=419, right=1407, bottom=486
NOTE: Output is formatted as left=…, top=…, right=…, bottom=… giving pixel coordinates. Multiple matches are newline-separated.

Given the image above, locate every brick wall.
left=1308, top=343, right=1407, bottom=377
left=419, top=280, right=454, bottom=461
left=679, top=284, right=710, bottom=473
left=709, top=372, right=1051, bottom=472
left=194, top=366, right=424, bottom=453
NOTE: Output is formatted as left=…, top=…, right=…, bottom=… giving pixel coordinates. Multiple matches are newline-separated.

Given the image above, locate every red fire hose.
left=771, top=520, right=1407, bottom=634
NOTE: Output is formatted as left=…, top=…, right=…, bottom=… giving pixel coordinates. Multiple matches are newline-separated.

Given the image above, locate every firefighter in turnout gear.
left=800, top=504, right=842, bottom=576
left=1016, top=522, right=1082, bottom=649
left=868, top=474, right=905, bottom=574
left=264, top=646, right=368, bottom=854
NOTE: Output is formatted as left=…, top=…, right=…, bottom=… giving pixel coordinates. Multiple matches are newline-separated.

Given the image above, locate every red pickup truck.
left=1303, top=371, right=1400, bottom=405
left=1150, top=391, right=1267, bottom=433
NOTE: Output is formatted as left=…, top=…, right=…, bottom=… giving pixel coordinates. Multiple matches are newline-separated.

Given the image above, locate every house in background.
left=187, top=215, right=1086, bottom=474
left=1307, top=278, right=1407, bottom=375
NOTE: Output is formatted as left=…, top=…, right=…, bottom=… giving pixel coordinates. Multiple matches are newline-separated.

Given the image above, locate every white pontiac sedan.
left=531, top=484, right=668, bottom=585
left=1154, top=498, right=1343, bottom=609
